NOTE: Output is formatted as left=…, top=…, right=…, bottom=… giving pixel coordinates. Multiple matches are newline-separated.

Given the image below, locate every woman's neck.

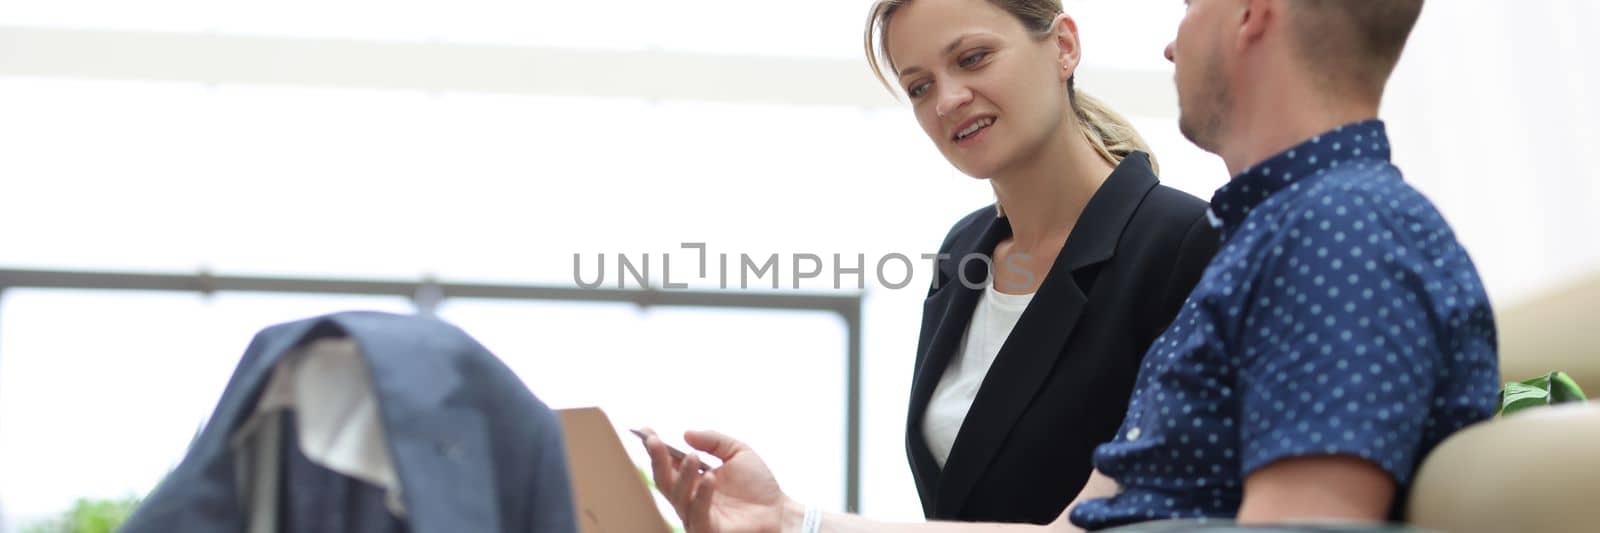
left=990, top=122, right=1118, bottom=251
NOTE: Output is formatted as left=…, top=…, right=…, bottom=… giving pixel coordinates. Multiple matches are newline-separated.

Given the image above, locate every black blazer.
left=907, top=152, right=1218, bottom=523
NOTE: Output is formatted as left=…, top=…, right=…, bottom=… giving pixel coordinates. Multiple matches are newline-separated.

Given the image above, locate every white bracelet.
left=800, top=506, right=822, bottom=533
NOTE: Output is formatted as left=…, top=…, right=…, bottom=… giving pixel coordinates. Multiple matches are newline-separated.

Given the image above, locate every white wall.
left=0, top=0, right=1594, bottom=528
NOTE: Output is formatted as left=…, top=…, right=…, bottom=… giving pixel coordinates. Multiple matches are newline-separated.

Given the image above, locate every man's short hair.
left=1288, top=0, right=1426, bottom=99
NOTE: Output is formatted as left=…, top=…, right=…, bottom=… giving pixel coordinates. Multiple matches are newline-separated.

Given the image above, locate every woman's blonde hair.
left=864, top=0, right=1158, bottom=175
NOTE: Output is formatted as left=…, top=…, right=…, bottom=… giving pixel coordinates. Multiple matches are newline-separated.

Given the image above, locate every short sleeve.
left=1235, top=192, right=1441, bottom=486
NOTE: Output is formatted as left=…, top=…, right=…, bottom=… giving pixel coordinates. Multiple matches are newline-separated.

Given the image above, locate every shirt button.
left=1127, top=427, right=1142, bottom=441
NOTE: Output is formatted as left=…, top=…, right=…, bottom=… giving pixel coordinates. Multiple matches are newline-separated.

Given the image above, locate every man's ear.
left=1236, top=0, right=1276, bottom=51
left=1053, top=13, right=1083, bottom=83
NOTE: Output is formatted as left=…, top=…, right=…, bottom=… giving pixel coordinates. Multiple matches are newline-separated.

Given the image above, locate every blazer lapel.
left=933, top=153, right=1160, bottom=517
left=905, top=213, right=1010, bottom=515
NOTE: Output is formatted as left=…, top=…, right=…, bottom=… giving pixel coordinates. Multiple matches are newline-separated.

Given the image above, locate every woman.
left=646, top=0, right=1216, bottom=528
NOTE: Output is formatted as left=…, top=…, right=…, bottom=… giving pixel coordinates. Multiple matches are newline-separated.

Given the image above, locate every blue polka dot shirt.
left=1068, top=120, right=1500, bottom=530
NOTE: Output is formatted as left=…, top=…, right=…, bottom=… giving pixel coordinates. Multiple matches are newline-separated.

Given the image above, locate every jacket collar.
left=908, top=152, right=1161, bottom=517
left=1208, top=119, right=1391, bottom=241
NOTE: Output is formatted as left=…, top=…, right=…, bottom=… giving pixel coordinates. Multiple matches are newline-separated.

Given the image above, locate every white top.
left=232, top=337, right=406, bottom=533
left=922, top=283, right=1035, bottom=469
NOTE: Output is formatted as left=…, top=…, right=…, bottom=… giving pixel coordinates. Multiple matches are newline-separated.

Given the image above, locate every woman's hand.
left=640, top=428, right=800, bottom=533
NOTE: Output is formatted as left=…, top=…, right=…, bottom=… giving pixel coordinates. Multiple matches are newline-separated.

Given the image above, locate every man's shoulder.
left=1267, top=164, right=1473, bottom=263
left=1258, top=163, right=1437, bottom=239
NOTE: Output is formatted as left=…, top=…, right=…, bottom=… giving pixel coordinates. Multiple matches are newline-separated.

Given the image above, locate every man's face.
left=1165, top=0, right=1234, bottom=153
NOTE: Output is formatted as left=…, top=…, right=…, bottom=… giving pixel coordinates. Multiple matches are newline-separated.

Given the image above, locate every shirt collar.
left=1207, top=119, right=1392, bottom=234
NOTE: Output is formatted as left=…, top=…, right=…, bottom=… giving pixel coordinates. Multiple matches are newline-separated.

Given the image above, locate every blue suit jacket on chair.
left=120, top=311, right=578, bottom=533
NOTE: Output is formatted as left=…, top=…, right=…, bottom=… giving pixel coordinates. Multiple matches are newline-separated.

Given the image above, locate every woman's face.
left=885, top=0, right=1076, bottom=179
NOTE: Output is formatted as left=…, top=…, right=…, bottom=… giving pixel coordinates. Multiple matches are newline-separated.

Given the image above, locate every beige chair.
left=1407, top=403, right=1600, bottom=533
left=1496, top=272, right=1600, bottom=400
left=1410, top=270, right=1600, bottom=531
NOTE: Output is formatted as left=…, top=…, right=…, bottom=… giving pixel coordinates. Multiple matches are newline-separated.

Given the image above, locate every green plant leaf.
left=23, top=495, right=141, bottom=533
left=1499, top=380, right=1550, bottom=416
left=1549, top=371, right=1588, bottom=403
left=1499, top=370, right=1589, bottom=416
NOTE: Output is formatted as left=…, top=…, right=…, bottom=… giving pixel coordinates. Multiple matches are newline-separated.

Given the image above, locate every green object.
left=1498, top=370, right=1588, bottom=416
left=637, top=467, right=685, bottom=533
left=21, top=496, right=140, bottom=533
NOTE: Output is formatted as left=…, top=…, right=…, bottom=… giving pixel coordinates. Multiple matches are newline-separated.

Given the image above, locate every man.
left=643, top=0, right=1499, bottom=530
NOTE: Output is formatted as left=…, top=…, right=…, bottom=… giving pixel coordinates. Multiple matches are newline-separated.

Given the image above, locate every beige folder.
left=557, top=407, right=675, bottom=533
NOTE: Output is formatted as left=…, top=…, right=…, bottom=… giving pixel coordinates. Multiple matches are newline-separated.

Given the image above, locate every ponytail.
left=1071, top=89, right=1159, bottom=175
left=992, top=89, right=1156, bottom=219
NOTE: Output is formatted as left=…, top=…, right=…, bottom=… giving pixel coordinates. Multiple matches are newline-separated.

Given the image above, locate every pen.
left=630, top=429, right=713, bottom=474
